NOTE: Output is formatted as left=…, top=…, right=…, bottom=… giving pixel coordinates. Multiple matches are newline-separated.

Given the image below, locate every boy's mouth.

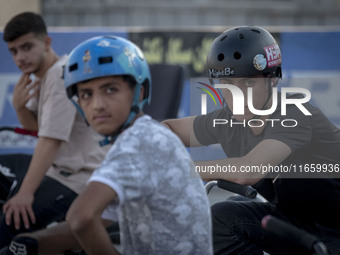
left=93, top=114, right=110, bottom=123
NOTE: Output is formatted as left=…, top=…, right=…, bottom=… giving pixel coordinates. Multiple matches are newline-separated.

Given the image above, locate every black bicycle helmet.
left=206, top=26, right=282, bottom=79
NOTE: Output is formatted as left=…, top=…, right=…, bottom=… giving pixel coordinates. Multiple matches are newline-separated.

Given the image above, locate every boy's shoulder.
left=41, top=55, right=70, bottom=94
left=45, top=55, right=68, bottom=79
left=116, top=114, right=184, bottom=152
left=129, top=115, right=175, bottom=138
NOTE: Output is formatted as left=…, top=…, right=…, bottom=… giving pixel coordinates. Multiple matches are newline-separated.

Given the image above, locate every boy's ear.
left=44, top=36, right=52, bottom=50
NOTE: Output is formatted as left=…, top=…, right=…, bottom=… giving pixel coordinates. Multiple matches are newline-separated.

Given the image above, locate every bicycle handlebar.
left=0, top=127, right=38, bottom=137
left=262, top=215, right=329, bottom=255
left=216, top=179, right=257, bottom=199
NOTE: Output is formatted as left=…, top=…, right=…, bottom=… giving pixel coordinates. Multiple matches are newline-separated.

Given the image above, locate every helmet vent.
left=69, top=63, right=78, bottom=72
left=220, top=35, right=227, bottom=41
left=239, top=33, right=244, bottom=39
left=233, top=51, right=241, bottom=60
left=251, top=29, right=261, bottom=34
left=98, top=56, right=113, bottom=64
left=218, top=53, right=224, bottom=61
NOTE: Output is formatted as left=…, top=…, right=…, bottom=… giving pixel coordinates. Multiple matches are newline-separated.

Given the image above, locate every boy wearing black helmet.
left=163, top=26, right=340, bottom=254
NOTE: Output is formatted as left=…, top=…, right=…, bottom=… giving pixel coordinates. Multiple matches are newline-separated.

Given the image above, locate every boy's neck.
left=130, top=111, right=144, bottom=126
left=109, top=111, right=144, bottom=145
left=35, top=49, right=59, bottom=79
left=249, top=115, right=269, bottom=136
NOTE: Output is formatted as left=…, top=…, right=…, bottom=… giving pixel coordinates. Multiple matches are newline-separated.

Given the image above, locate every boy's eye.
left=79, top=91, right=91, bottom=100
left=9, top=49, right=17, bottom=56
left=244, top=80, right=255, bottom=87
left=107, top=87, right=117, bottom=93
left=22, top=43, right=32, bottom=52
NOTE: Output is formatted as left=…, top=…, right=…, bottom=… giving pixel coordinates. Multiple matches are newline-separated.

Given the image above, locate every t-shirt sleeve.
left=88, top=135, right=152, bottom=205
left=264, top=106, right=312, bottom=153
left=38, top=64, right=77, bottom=142
left=193, top=108, right=229, bottom=146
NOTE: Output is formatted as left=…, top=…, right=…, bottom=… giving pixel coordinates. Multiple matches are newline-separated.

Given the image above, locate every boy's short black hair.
left=3, top=12, right=48, bottom=42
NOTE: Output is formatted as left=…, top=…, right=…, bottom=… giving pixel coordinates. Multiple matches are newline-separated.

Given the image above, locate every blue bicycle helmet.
left=64, top=35, right=151, bottom=145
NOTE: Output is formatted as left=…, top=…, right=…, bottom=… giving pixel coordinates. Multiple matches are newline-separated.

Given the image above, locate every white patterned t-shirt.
left=88, top=115, right=212, bottom=255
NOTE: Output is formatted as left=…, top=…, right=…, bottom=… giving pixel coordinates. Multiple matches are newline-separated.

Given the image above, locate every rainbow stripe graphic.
left=196, top=82, right=223, bottom=106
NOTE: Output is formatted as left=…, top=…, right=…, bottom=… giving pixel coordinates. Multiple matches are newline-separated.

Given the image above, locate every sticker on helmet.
left=97, top=39, right=120, bottom=49
left=82, top=50, right=92, bottom=73
left=124, top=47, right=136, bottom=67
left=209, top=68, right=235, bottom=78
left=124, top=47, right=143, bottom=76
left=264, top=44, right=281, bottom=68
left=253, top=54, right=267, bottom=71
left=135, top=46, right=145, bottom=61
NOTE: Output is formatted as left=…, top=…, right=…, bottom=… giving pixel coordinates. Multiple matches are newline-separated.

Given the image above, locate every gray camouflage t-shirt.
left=88, top=115, right=212, bottom=255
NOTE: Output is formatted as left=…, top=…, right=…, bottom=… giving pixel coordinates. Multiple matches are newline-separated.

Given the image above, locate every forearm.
left=19, top=222, right=82, bottom=253
left=19, top=137, right=62, bottom=194
left=67, top=182, right=119, bottom=254
left=72, top=217, right=119, bottom=255
left=195, top=139, right=291, bottom=185
left=161, top=116, right=201, bottom=147
left=15, top=107, right=38, bottom=131
left=12, top=74, right=39, bottom=131
left=195, top=158, right=265, bottom=185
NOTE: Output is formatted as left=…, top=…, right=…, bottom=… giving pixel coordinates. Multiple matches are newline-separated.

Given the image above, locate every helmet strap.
left=250, top=78, right=273, bottom=120
left=70, top=98, right=89, bottom=126
left=264, top=78, right=273, bottom=109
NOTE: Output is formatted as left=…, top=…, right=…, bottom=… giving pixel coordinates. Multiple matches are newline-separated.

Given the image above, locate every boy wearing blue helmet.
left=2, top=36, right=212, bottom=255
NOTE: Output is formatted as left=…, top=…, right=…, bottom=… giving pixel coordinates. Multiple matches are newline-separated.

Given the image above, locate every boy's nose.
left=92, top=94, right=105, bottom=109
left=15, top=50, right=26, bottom=62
